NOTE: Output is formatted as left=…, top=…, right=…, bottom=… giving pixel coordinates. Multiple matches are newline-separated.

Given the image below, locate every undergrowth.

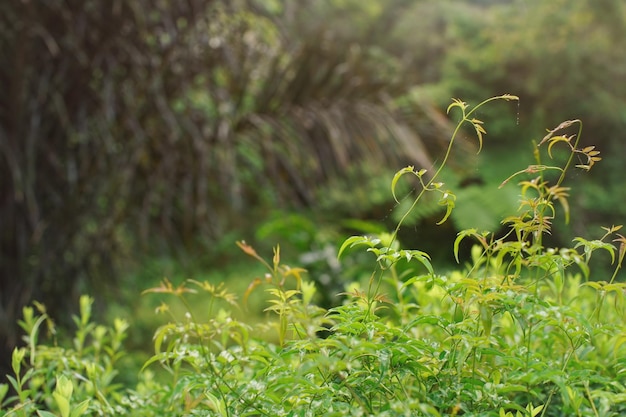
left=2, top=96, right=625, bottom=416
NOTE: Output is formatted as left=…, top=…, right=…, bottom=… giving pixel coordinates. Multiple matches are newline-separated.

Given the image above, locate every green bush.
left=2, top=96, right=625, bottom=416
left=440, top=0, right=626, bottom=239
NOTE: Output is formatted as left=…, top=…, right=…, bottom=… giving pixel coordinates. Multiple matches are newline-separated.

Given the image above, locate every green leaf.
left=53, top=375, right=73, bottom=417
left=391, top=166, right=417, bottom=203
left=11, top=348, right=25, bottom=376
left=574, top=237, right=616, bottom=263
left=141, top=352, right=170, bottom=373
left=5, top=375, right=20, bottom=393
left=480, top=304, right=493, bottom=337
left=497, top=384, right=533, bottom=394
left=0, top=383, right=8, bottom=404
left=614, top=334, right=626, bottom=356
left=337, top=235, right=371, bottom=259
left=399, top=250, right=434, bottom=275
left=205, top=391, right=228, bottom=416
left=55, top=375, right=73, bottom=399
left=53, top=392, right=71, bottom=417
left=436, top=190, right=456, bottom=225
left=404, top=315, right=450, bottom=332
left=528, top=403, right=544, bottom=417
left=378, top=348, right=391, bottom=382
left=79, top=295, right=93, bottom=327
left=454, top=229, right=479, bottom=263
left=70, top=399, right=91, bottom=417
left=152, top=323, right=176, bottom=354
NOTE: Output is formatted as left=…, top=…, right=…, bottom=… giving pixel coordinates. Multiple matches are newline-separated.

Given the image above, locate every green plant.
left=337, top=97, right=626, bottom=415
left=2, top=96, right=624, bottom=416
left=2, top=0, right=452, bottom=375
left=1, top=296, right=131, bottom=416
left=441, top=0, right=626, bottom=242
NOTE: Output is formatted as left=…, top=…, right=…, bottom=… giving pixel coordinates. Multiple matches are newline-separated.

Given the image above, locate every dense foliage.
left=1, top=0, right=624, bottom=396
left=2, top=97, right=625, bottom=416
left=0, top=0, right=451, bottom=374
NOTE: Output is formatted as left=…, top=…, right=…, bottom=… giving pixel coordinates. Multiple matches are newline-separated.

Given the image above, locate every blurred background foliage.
left=1, top=0, right=624, bottom=377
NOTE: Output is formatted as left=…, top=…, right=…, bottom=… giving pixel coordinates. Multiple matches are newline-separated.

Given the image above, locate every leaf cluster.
left=2, top=97, right=625, bottom=416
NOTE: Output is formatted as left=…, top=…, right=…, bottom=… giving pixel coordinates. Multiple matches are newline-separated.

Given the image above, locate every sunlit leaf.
left=338, top=235, right=376, bottom=259
left=53, top=376, right=72, bottom=417
left=400, top=249, right=433, bottom=274
left=454, top=229, right=488, bottom=263
left=70, top=400, right=91, bottom=417
left=243, top=277, right=264, bottom=309
left=391, top=166, right=416, bottom=203
left=470, top=118, right=486, bottom=153
left=546, top=135, right=571, bottom=159
left=614, top=233, right=626, bottom=265
left=436, top=190, right=456, bottom=225
left=447, top=98, right=467, bottom=115
left=574, top=237, right=616, bottom=264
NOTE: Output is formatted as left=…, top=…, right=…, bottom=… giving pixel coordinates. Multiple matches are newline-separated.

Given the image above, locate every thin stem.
left=555, top=120, right=583, bottom=188
left=608, top=254, right=623, bottom=285
left=391, top=95, right=518, bottom=248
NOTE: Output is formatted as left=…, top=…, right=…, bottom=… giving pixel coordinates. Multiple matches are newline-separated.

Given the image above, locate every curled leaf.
left=447, top=98, right=467, bottom=115
left=243, top=277, right=263, bottom=309
left=546, top=135, right=572, bottom=158
left=470, top=118, right=486, bottom=153
left=391, top=166, right=416, bottom=203
left=436, top=191, right=456, bottom=225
